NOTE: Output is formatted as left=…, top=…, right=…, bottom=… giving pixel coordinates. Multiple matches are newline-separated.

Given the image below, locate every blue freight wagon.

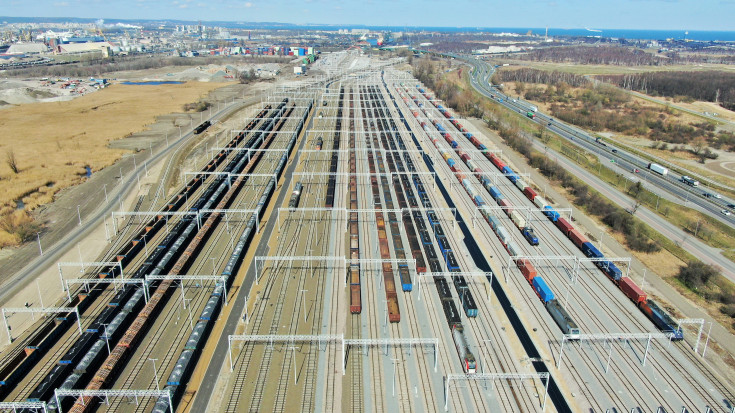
left=581, top=242, right=604, bottom=259
left=601, top=262, right=623, bottom=281
left=488, top=187, right=503, bottom=201
left=460, top=290, right=478, bottom=317
left=543, top=206, right=560, bottom=222
left=532, top=277, right=555, bottom=303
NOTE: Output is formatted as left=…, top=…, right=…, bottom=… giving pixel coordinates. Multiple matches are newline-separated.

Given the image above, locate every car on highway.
left=727, top=203, right=735, bottom=210
left=714, top=193, right=722, bottom=199
left=722, top=209, right=732, bottom=216
left=633, top=168, right=640, bottom=173
left=612, top=149, right=618, bottom=153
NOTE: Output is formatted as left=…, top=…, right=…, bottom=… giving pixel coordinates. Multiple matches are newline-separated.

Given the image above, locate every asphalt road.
left=526, top=126, right=735, bottom=281
left=0, top=97, right=256, bottom=306
left=448, top=58, right=735, bottom=281
left=465, top=59, right=735, bottom=227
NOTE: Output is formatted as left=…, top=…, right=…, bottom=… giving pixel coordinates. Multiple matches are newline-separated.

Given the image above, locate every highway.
left=457, top=57, right=735, bottom=281
left=465, top=57, right=735, bottom=226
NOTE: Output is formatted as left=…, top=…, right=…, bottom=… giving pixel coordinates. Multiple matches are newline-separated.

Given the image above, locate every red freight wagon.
left=350, top=267, right=360, bottom=285
left=523, top=187, right=537, bottom=201
left=569, top=229, right=588, bottom=249
left=555, top=218, right=574, bottom=236
left=517, top=259, right=537, bottom=283
left=619, top=277, right=647, bottom=304
left=350, top=285, right=362, bottom=313
left=498, top=199, right=512, bottom=216
left=387, top=293, right=401, bottom=322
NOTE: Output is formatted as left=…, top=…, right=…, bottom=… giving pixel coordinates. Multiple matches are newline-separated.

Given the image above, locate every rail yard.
left=0, top=51, right=733, bottom=413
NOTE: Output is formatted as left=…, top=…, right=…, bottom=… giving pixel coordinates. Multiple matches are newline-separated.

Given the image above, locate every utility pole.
left=148, top=358, right=160, bottom=391
left=289, top=346, right=300, bottom=385
left=300, top=289, right=308, bottom=323
left=391, top=358, right=400, bottom=397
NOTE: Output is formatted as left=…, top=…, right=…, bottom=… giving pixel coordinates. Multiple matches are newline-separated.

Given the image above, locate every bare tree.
left=6, top=149, right=18, bottom=174
left=630, top=200, right=642, bottom=215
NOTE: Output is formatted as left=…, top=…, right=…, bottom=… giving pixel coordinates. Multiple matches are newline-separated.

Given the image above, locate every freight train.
left=17, top=104, right=278, bottom=408
left=379, top=77, right=479, bottom=373
left=324, top=88, right=344, bottom=208
left=403, top=84, right=581, bottom=339
left=41, top=100, right=297, bottom=412
left=348, top=89, right=362, bottom=314
left=412, top=82, right=682, bottom=341
left=193, top=120, right=211, bottom=134
left=149, top=100, right=311, bottom=413
left=360, top=86, right=400, bottom=322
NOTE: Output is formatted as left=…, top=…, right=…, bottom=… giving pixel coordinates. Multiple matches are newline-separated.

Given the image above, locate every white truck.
left=681, top=175, right=699, bottom=186
left=648, top=163, right=668, bottom=176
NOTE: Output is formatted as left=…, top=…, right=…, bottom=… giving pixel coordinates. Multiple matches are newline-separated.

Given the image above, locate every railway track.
left=406, top=75, right=733, bottom=412
left=63, top=102, right=292, bottom=412
left=0, top=110, right=275, bottom=406
left=223, top=93, right=338, bottom=413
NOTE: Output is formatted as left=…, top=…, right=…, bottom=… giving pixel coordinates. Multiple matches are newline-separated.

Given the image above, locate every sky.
left=3, top=0, right=734, bottom=31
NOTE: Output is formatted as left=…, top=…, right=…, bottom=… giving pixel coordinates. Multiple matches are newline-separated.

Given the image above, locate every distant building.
left=472, top=45, right=528, bottom=55
left=56, top=42, right=113, bottom=57
left=6, top=43, right=48, bottom=54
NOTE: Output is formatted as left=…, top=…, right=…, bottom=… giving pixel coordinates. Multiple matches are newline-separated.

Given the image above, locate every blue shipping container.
left=447, top=159, right=456, bottom=167
left=489, top=187, right=503, bottom=200
left=603, top=262, right=623, bottom=281
left=533, top=277, right=555, bottom=303
left=487, top=215, right=500, bottom=231
left=582, top=242, right=604, bottom=259
left=543, top=206, right=560, bottom=222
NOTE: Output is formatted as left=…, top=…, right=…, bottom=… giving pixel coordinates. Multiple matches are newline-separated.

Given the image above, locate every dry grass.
left=0, top=81, right=227, bottom=246
left=496, top=59, right=735, bottom=76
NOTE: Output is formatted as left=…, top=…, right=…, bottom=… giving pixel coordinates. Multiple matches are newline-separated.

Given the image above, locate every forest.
left=516, top=45, right=665, bottom=66
left=493, top=67, right=590, bottom=88
left=599, top=71, right=735, bottom=111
